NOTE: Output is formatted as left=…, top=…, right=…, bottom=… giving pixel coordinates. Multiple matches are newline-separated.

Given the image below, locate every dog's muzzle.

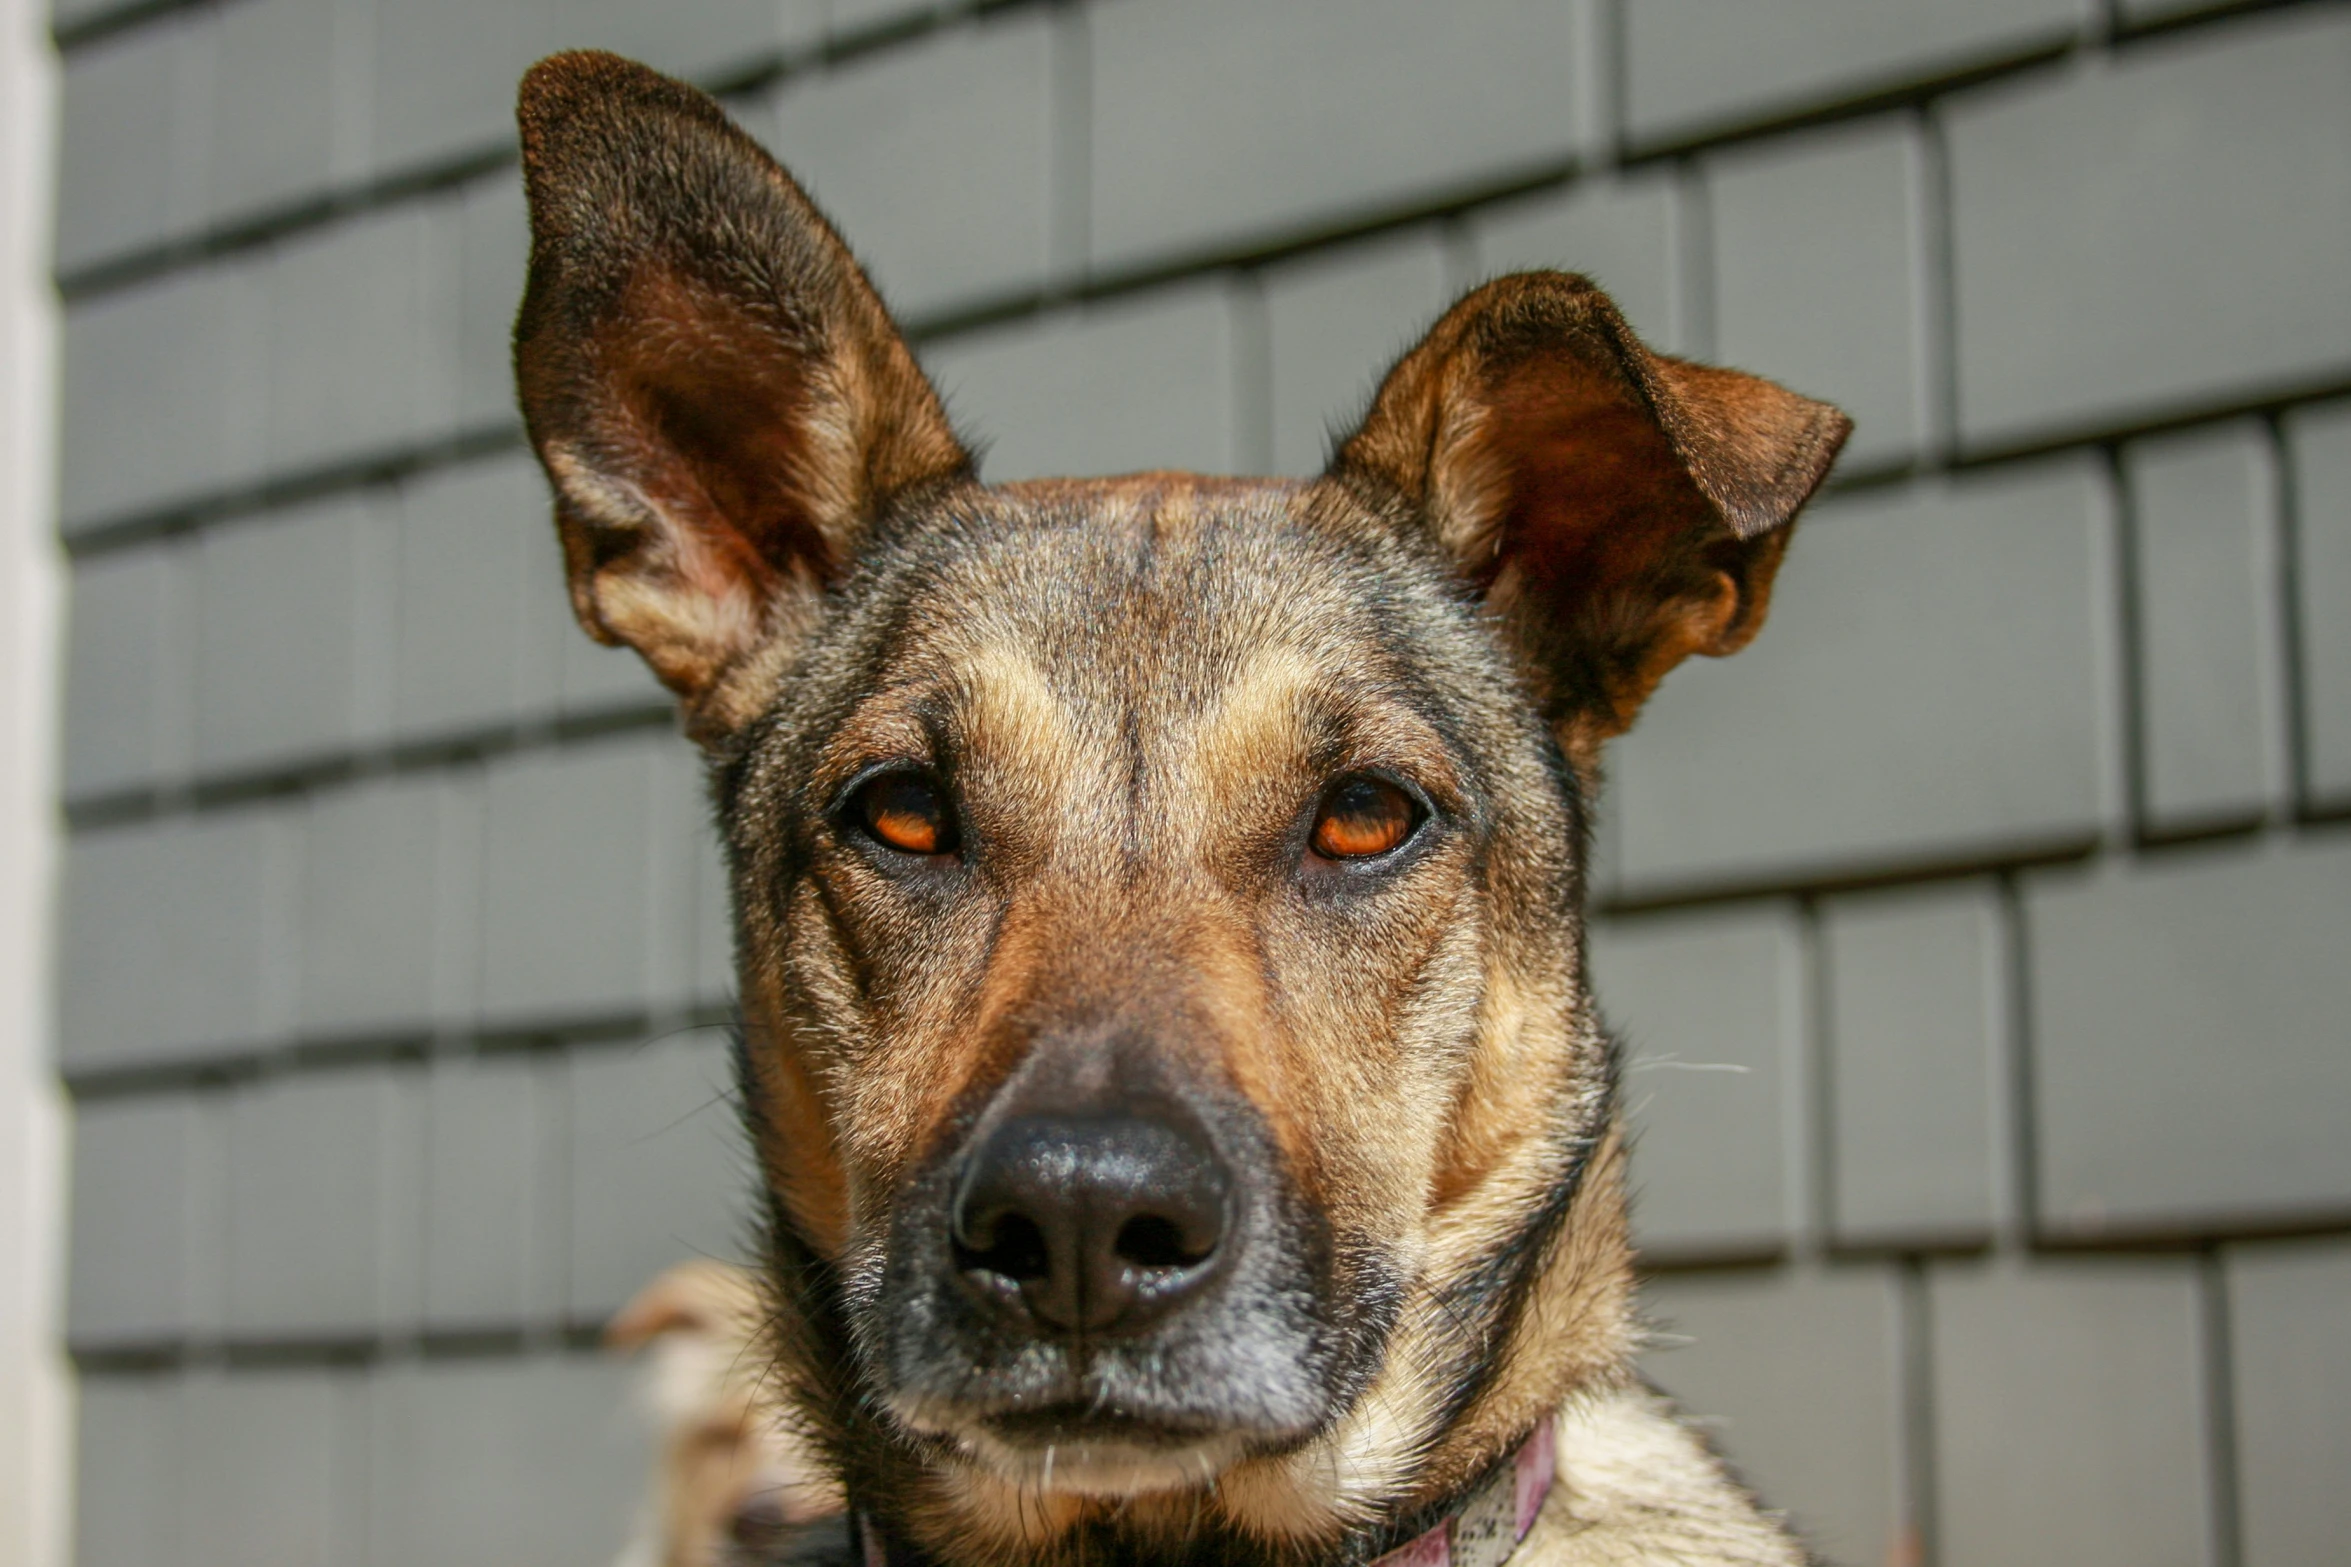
left=870, top=1041, right=1381, bottom=1496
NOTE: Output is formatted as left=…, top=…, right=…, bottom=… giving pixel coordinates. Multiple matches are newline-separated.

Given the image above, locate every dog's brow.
left=1185, top=644, right=1325, bottom=778
left=809, top=640, right=1077, bottom=789
left=1181, top=644, right=1462, bottom=799
left=948, top=640, right=1102, bottom=811
left=952, top=643, right=1073, bottom=753
left=811, top=696, right=934, bottom=795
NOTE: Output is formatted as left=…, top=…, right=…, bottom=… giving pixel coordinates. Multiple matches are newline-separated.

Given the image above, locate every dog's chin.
left=890, top=1397, right=1260, bottom=1498
left=966, top=1428, right=1255, bottom=1498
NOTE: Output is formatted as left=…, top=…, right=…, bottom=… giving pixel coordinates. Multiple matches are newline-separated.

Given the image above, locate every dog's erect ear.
left=513, top=52, right=970, bottom=738
left=1328, top=272, right=1849, bottom=765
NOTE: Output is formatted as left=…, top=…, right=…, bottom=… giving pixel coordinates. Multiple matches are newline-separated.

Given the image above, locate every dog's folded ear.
left=1327, top=273, right=1850, bottom=767
left=513, top=52, right=971, bottom=740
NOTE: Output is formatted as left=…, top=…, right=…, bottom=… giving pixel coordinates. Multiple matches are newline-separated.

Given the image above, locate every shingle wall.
left=45, top=2, right=2350, bottom=1563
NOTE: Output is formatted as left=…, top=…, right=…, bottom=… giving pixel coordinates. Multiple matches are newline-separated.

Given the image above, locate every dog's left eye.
left=852, top=772, right=959, bottom=856
left=1310, top=775, right=1423, bottom=860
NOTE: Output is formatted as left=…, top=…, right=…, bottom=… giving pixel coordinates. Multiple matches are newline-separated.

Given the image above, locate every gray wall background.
left=44, top=1, right=2351, bottom=1564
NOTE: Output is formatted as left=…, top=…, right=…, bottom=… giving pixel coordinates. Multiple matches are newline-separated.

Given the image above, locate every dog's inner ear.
left=513, top=51, right=970, bottom=739
left=1329, top=274, right=1850, bottom=769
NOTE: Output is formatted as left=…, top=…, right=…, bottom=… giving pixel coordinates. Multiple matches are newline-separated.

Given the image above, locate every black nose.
left=950, top=1110, right=1233, bottom=1336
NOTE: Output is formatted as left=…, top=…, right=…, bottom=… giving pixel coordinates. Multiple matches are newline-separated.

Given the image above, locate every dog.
left=513, top=52, right=1850, bottom=1567
left=606, top=1262, right=845, bottom=1567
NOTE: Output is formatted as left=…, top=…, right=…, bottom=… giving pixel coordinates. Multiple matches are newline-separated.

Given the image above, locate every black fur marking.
left=1430, top=1050, right=1616, bottom=1435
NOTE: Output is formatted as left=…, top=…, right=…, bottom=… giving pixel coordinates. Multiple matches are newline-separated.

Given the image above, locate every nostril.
left=1113, top=1213, right=1211, bottom=1270
left=955, top=1209, right=1051, bottom=1283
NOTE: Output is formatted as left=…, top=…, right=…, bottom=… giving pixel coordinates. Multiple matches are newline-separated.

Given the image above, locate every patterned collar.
left=852, top=1417, right=1557, bottom=1567
left=1370, top=1416, right=1557, bottom=1567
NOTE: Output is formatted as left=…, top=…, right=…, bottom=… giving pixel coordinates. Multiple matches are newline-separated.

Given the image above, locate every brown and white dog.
left=607, top=1261, right=843, bottom=1567
left=515, top=51, right=1849, bottom=1567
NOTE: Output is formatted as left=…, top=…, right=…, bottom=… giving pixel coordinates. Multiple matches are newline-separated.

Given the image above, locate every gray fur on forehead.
left=804, top=482, right=1514, bottom=716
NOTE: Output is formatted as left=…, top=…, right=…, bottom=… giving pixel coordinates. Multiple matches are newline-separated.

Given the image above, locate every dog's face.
left=514, top=52, right=1846, bottom=1546
left=728, top=478, right=1574, bottom=1495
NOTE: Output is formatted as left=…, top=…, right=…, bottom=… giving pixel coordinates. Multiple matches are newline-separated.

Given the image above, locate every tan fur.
left=607, top=1263, right=844, bottom=1567
left=1526, top=1389, right=1807, bottom=1566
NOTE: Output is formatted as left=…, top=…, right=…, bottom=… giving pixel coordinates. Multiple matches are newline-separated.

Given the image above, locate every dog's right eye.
left=1310, top=775, right=1423, bottom=861
left=852, top=772, right=959, bottom=857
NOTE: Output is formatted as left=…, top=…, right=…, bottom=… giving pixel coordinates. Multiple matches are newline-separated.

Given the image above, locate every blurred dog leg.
left=606, top=1262, right=844, bottom=1567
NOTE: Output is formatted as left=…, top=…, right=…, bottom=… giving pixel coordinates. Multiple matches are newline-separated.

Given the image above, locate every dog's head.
left=515, top=52, right=1846, bottom=1557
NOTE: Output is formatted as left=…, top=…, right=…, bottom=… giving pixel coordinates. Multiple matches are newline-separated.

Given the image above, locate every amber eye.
left=853, top=772, right=959, bottom=856
left=1310, top=776, right=1422, bottom=861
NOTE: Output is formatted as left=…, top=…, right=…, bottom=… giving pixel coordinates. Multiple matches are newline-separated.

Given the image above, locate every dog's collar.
left=852, top=1416, right=1556, bottom=1567
left=1367, top=1415, right=1557, bottom=1567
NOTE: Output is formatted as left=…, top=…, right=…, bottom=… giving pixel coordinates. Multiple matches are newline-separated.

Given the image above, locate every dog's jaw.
left=790, top=1085, right=1636, bottom=1560
left=839, top=1129, right=1638, bottom=1559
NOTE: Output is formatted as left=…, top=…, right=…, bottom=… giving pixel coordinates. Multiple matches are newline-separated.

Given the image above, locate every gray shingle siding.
left=48, top=2, right=2351, bottom=1562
